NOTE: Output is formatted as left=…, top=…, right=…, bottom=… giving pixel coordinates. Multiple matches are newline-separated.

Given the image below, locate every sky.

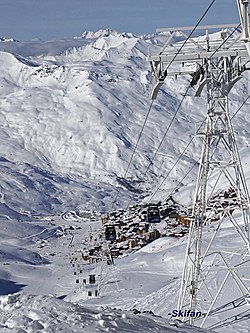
left=0, top=0, right=240, bottom=41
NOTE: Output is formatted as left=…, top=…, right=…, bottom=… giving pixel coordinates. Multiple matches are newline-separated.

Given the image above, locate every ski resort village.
left=1, top=1, right=250, bottom=332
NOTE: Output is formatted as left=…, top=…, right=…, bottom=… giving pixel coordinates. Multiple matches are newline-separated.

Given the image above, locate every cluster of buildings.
left=65, top=197, right=190, bottom=299
left=101, top=198, right=190, bottom=258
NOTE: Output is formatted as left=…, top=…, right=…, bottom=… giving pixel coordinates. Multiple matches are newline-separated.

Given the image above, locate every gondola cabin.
left=105, top=225, right=117, bottom=241
left=147, top=206, right=161, bottom=223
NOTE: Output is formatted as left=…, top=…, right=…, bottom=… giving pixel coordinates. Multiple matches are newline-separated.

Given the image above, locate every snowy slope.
left=1, top=30, right=250, bottom=213
left=0, top=209, right=213, bottom=333
left=0, top=29, right=250, bottom=332
left=0, top=29, right=250, bottom=216
left=0, top=294, right=213, bottom=333
left=0, top=30, right=206, bottom=214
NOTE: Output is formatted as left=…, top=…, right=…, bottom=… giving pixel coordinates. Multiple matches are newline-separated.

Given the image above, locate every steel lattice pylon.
left=177, top=55, right=250, bottom=329
left=148, top=1, right=250, bottom=329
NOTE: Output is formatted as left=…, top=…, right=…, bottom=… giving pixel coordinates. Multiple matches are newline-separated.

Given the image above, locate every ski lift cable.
left=122, top=3, right=220, bottom=210
left=111, top=1, right=216, bottom=210
left=169, top=160, right=198, bottom=198
left=243, top=59, right=250, bottom=67
left=111, top=99, right=154, bottom=209
left=124, top=84, right=192, bottom=211
left=163, top=0, right=216, bottom=72
left=123, top=99, right=154, bottom=179
left=148, top=20, right=242, bottom=163
left=113, top=1, right=234, bottom=210
left=136, top=23, right=245, bottom=205
left=231, top=95, right=250, bottom=119
left=141, top=83, right=191, bottom=178
left=148, top=119, right=206, bottom=203
left=159, top=95, right=250, bottom=201
left=147, top=94, right=250, bottom=203
left=151, top=95, right=250, bottom=202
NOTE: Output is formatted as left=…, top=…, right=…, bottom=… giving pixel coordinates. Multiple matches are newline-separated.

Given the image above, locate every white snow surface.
left=0, top=29, right=250, bottom=332
left=0, top=293, right=210, bottom=333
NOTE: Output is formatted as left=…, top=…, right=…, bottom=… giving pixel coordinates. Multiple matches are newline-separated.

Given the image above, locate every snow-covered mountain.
left=1, top=29, right=250, bottom=215
left=0, top=30, right=203, bottom=214
left=0, top=29, right=250, bottom=332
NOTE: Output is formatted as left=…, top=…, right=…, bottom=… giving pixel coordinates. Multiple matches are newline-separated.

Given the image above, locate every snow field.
left=0, top=28, right=249, bottom=332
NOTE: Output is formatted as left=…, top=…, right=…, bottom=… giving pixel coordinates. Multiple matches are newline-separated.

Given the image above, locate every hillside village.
left=60, top=196, right=189, bottom=299
left=58, top=184, right=241, bottom=302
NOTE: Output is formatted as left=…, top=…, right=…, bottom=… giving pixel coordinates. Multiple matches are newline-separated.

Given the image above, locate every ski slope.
left=0, top=29, right=250, bottom=332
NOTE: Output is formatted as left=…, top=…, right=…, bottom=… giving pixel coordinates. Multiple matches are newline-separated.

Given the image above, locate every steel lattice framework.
left=148, top=1, right=250, bottom=330
left=177, top=54, right=250, bottom=329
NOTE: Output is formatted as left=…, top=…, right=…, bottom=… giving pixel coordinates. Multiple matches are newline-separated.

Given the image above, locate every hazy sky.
left=0, top=0, right=240, bottom=41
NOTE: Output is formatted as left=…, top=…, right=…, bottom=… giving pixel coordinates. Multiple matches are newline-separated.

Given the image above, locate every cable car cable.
left=111, top=99, right=154, bottom=209
left=164, top=0, right=216, bottom=73
left=231, top=95, right=250, bottom=120
left=148, top=94, right=250, bottom=203
left=112, top=0, right=229, bottom=210
left=148, top=120, right=205, bottom=203
left=111, top=1, right=216, bottom=210
left=124, top=84, right=192, bottom=210
left=169, top=160, right=198, bottom=198
left=151, top=95, right=250, bottom=202
left=143, top=84, right=191, bottom=177
left=136, top=24, right=244, bottom=205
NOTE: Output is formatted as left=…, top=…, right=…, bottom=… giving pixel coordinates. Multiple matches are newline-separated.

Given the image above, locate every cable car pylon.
left=148, top=1, right=250, bottom=329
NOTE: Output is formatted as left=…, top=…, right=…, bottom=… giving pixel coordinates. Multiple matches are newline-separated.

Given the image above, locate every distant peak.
left=81, top=29, right=136, bottom=39
left=0, top=37, right=19, bottom=42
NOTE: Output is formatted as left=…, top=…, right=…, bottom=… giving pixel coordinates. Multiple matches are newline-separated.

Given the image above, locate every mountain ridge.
left=0, top=29, right=249, bottom=212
